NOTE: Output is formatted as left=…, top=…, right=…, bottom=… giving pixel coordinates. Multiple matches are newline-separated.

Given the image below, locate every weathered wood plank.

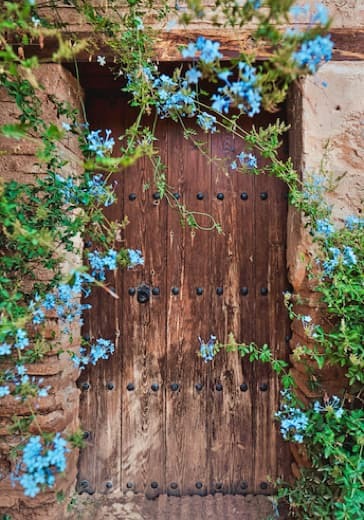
left=20, top=28, right=364, bottom=62
left=120, top=106, right=167, bottom=498
left=209, top=126, right=252, bottom=495
left=165, top=120, right=211, bottom=496
left=234, top=122, right=257, bottom=495
left=77, top=92, right=123, bottom=494
left=252, top=109, right=289, bottom=492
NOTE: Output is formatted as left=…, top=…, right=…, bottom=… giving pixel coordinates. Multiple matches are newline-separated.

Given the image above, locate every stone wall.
left=0, top=65, right=84, bottom=520
left=0, top=1, right=363, bottom=517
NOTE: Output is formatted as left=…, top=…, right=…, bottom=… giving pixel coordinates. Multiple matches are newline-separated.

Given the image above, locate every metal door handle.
left=137, top=284, right=150, bottom=304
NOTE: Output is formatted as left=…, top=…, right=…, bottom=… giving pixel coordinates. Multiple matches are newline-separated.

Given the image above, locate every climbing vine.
left=0, top=1, right=362, bottom=518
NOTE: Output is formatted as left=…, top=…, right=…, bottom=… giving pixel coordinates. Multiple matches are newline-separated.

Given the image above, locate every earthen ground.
left=68, top=492, right=285, bottom=520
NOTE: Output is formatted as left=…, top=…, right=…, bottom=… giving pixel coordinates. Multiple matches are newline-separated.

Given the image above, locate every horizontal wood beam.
left=18, top=28, right=364, bottom=63
left=154, top=28, right=364, bottom=61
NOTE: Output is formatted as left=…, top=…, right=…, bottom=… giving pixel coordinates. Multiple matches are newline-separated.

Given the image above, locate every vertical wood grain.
left=77, top=91, right=290, bottom=497
left=120, top=107, right=167, bottom=498
left=165, top=120, right=211, bottom=496
left=77, top=92, right=123, bottom=493
left=209, top=128, right=253, bottom=494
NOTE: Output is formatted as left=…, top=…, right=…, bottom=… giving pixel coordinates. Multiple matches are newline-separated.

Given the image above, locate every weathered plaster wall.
left=0, top=65, right=84, bottom=519
left=287, top=61, right=364, bottom=476
left=38, top=0, right=364, bottom=31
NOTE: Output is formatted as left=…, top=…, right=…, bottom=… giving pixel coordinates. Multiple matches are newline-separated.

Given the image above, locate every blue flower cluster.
left=248, top=0, right=261, bottom=8
left=86, top=129, right=115, bottom=158
left=0, top=385, right=10, bottom=397
left=276, top=392, right=309, bottom=443
left=56, top=173, right=115, bottom=207
left=315, top=218, right=334, bottom=238
left=15, top=434, right=68, bottom=497
left=290, top=3, right=329, bottom=25
left=181, top=36, right=222, bottom=63
left=231, top=151, right=257, bottom=170
left=28, top=274, right=93, bottom=331
left=313, top=395, right=344, bottom=419
left=322, top=245, right=357, bottom=276
left=153, top=75, right=197, bottom=120
left=212, top=62, right=261, bottom=116
left=293, top=35, right=333, bottom=73
left=196, top=112, right=217, bottom=133
left=88, top=249, right=118, bottom=280
left=302, top=174, right=327, bottom=205
left=199, top=335, right=217, bottom=362
left=0, top=328, right=29, bottom=357
left=128, top=249, right=144, bottom=269
left=73, top=338, right=115, bottom=369
left=147, top=37, right=262, bottom=130
left=0, top=365, right=51, bottom=400
left=345, top=215, right=364, bottom=230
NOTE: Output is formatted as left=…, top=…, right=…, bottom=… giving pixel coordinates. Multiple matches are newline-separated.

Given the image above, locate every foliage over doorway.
left=0, top=1, right=362, bottom=518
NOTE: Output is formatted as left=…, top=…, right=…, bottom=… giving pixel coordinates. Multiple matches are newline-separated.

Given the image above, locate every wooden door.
left=77, top=89, right=290, bottom=498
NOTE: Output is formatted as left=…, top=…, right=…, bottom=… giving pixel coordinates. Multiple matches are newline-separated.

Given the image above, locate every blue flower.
left=15, top=329, right=29, bottom=350
left=211, top=94, right=230, bottom=114
left=73, top=338, right=115, bottom=368
left=199, top=335, right=217, bottom=362
left=0, top=386, right=10, bottom=398
left=185, top=67, right=202, bottom=84
left=196, top=36, right=207, bottom=51
left=342, top=246, right=357, bottom=266
left=276, top=392, right=309, bottom=443
left=88, top=249, right=118, bottom=280
left=62, top=122, right=71, bottom=131
left=199, top=39, right=222, bottom=63
left=236, top=151, right=257, bottom=168
left=313, top=395, right=344, bottom=420
left=16, top=365, right=27, bottom=376
left=89, top=338, right=115, bottom=365
left=97, top=55, right=106, bottom=66
left=196, top=112, right=217, bottom=133
left=0, top=343, right=11, bottom=356
left=315, top=218, right=334, bottom=237
left=293, top=35, right=333, bottom=73
left=128, top=249, right=144, bottom=268
left=32, top=307, right=45, bottom=325
left=247, top=0, right=261, bottom=8
left=276, top=407, right=308, bottom=443
left=86, top=174, right=116, bottom=207
left=103, top=249, right=117, bottom=270
left=86, top=129, right=115, bottom=158
left=216, top=62, right=261, bottom=116
left=181, top=42, right=198, bottom=58
left=322, top=247, right=340, bottom=276
left=37, top=387, right=49, bottom=397
left=217, top=70, right=232, bottom=83
left=289, top=5, right=310, bottom=19
left=16, top=434, right=69, bottom=497
left=345, top=215, right=363, bottom=230
left=311, top=4, right=329, bottom=25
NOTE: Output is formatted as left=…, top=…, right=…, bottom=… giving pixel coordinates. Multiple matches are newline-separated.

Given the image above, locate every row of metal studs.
left=80, top=382, right=268, bottom=392
left=128, top=287, right=269, bottom=296
left=128, top=192, right=269, bottom=201
left=77, top=479, right=269, bottom=492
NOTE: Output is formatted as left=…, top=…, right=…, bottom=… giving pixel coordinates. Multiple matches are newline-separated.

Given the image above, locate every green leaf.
left=1, top=123, right=29, bottom=139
